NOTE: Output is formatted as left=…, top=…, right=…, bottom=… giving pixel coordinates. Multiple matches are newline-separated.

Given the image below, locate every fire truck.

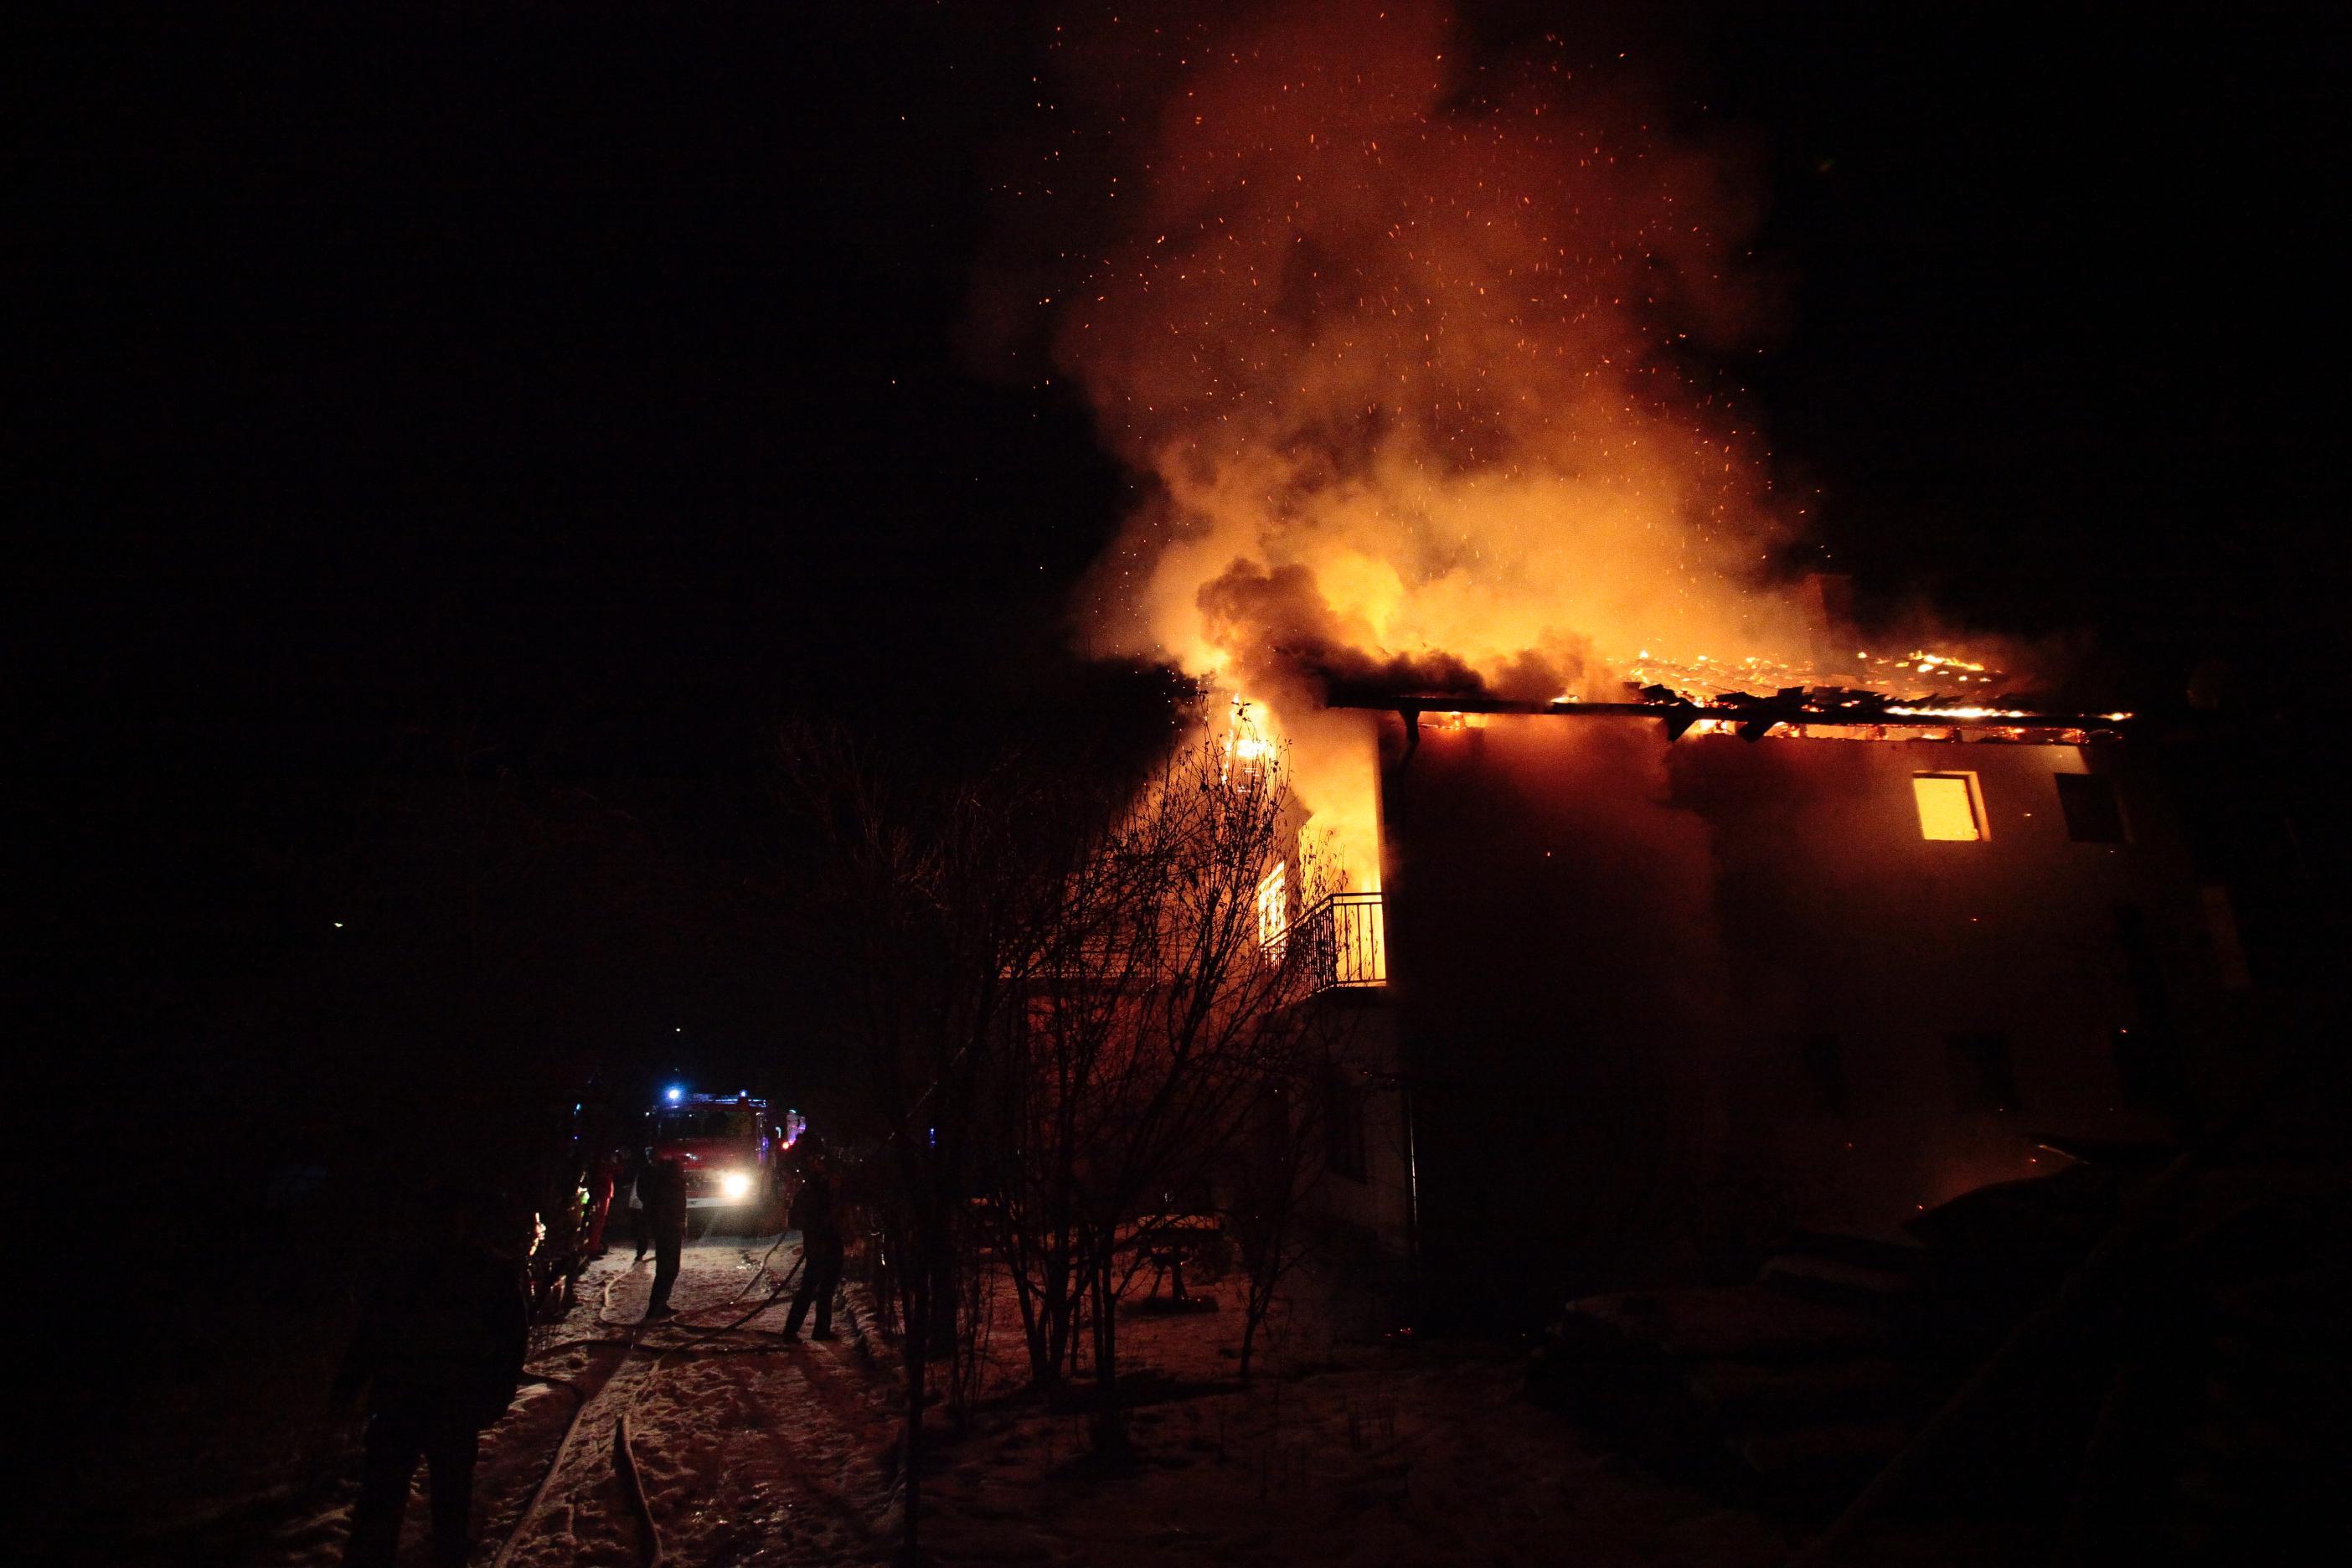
left=646, top=1089, right=797, bottom=1224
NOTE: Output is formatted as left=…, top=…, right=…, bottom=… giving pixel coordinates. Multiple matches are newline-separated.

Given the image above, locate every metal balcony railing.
left=1297, top=891, right=1387, bottom=990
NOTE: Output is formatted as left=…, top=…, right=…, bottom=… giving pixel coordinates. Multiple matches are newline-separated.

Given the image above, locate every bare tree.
left=777, top=722, right=1097, bottom=1560
left=789, top=709, right=1349, bottom=1501
left=1225, top=1057, right=1330, bottom=1380
left=982, top=730, right=1341, bottom=1453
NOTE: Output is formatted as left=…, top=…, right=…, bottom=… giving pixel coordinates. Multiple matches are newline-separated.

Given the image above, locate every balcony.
left=1297, top=891, right=1387, bottom=991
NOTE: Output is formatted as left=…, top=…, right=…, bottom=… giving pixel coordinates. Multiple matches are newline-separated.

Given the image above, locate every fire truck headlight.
left=720, top=1170, right=753, bottom=1201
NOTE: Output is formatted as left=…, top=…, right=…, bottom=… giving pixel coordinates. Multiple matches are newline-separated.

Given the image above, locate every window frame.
left=1944, top=1030, right=2020, bottom=1114
left=2055, top=771, right=2128, bottom=843
left=1912, top=771, right=1988, bottom=842
left=1256, top=859, right=1289, bottom=958
left=1322, top=1065, right=1368, bottom=1182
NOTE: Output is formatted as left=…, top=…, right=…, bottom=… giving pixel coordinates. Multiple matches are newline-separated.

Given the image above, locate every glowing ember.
left=1883, top=704, right=2034, bottom=721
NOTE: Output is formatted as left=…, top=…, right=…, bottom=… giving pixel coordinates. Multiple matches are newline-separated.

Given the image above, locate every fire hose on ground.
left=613, top=1410, right=663, bottom=1568
left=492, top=1240, right=811, bottom=1567
left=601, top=1251, right=812, bottom=1565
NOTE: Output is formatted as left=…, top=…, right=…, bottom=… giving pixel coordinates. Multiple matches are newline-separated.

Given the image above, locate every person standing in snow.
left=781, top=1148, right=843, bottom=1341
left=580, top=1144, right=617, bottom=1259
left=626, top=1145, right=651, bottom=1261
left=332, top=1185, right=529, bottom=1568
left=640, top=1151, right=689, bottom=1319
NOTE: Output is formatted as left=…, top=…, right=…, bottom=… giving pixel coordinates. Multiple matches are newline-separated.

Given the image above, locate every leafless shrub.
left=784, top=709, right=1354, bottom=1534
left=978, top=732, right=1350, bottom=1453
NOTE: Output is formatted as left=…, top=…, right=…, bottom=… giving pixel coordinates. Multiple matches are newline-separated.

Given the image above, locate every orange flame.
left=1032, top=3, right=2009, bottom=884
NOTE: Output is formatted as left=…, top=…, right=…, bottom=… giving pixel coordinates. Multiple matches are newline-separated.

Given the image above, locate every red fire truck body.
left=648, top=1091, right=782, bottom=1212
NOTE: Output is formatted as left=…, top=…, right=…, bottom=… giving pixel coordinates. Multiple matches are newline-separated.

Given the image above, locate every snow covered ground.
left=101, top=1236, right=1800, bottom=1566
left=914, top=1277, right=1797, bottom=1568
left=486, top=1234, right=902, bottom=1568
left=920, top=1345, right=1793, bottom=1567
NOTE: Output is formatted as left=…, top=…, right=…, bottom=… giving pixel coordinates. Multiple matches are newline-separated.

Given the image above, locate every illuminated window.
left=1256, top=860, right=1287, bottom=957
left=1912, top=772, right=1984, bottom=841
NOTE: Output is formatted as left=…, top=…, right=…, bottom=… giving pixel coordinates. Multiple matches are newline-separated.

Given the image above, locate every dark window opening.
left=1798, top=1033, right=1848, bottom=1115
left=2057, top=772, right=2128, bottom=843
left=2112, top=905, right=2187, bottom=1113
left=1945, top=1032, right=2019, bottom=1114
left=2110, top=1026, right=2179, bottom=1109
left=654, top=1110, right=757, bottom=1140
left=1323, top=1068, right=1367, bottom=1182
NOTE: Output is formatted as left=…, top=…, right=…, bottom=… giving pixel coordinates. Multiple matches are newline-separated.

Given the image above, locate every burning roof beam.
left=1328, top=692, right=2133, bottom=745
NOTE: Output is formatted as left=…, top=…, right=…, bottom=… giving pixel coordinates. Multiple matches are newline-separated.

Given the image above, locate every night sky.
left=14, top=4, right=2343, bottom=1117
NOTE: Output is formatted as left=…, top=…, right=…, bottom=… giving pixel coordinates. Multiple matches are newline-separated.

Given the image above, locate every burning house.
left=1243, top=687, right=2294, bottom=1318
left=1009, top=5, right=2324, bottom=1321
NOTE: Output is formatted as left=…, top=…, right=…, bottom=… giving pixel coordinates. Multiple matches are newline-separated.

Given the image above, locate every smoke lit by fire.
left=1008, top=2, right=2015, bottom=888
